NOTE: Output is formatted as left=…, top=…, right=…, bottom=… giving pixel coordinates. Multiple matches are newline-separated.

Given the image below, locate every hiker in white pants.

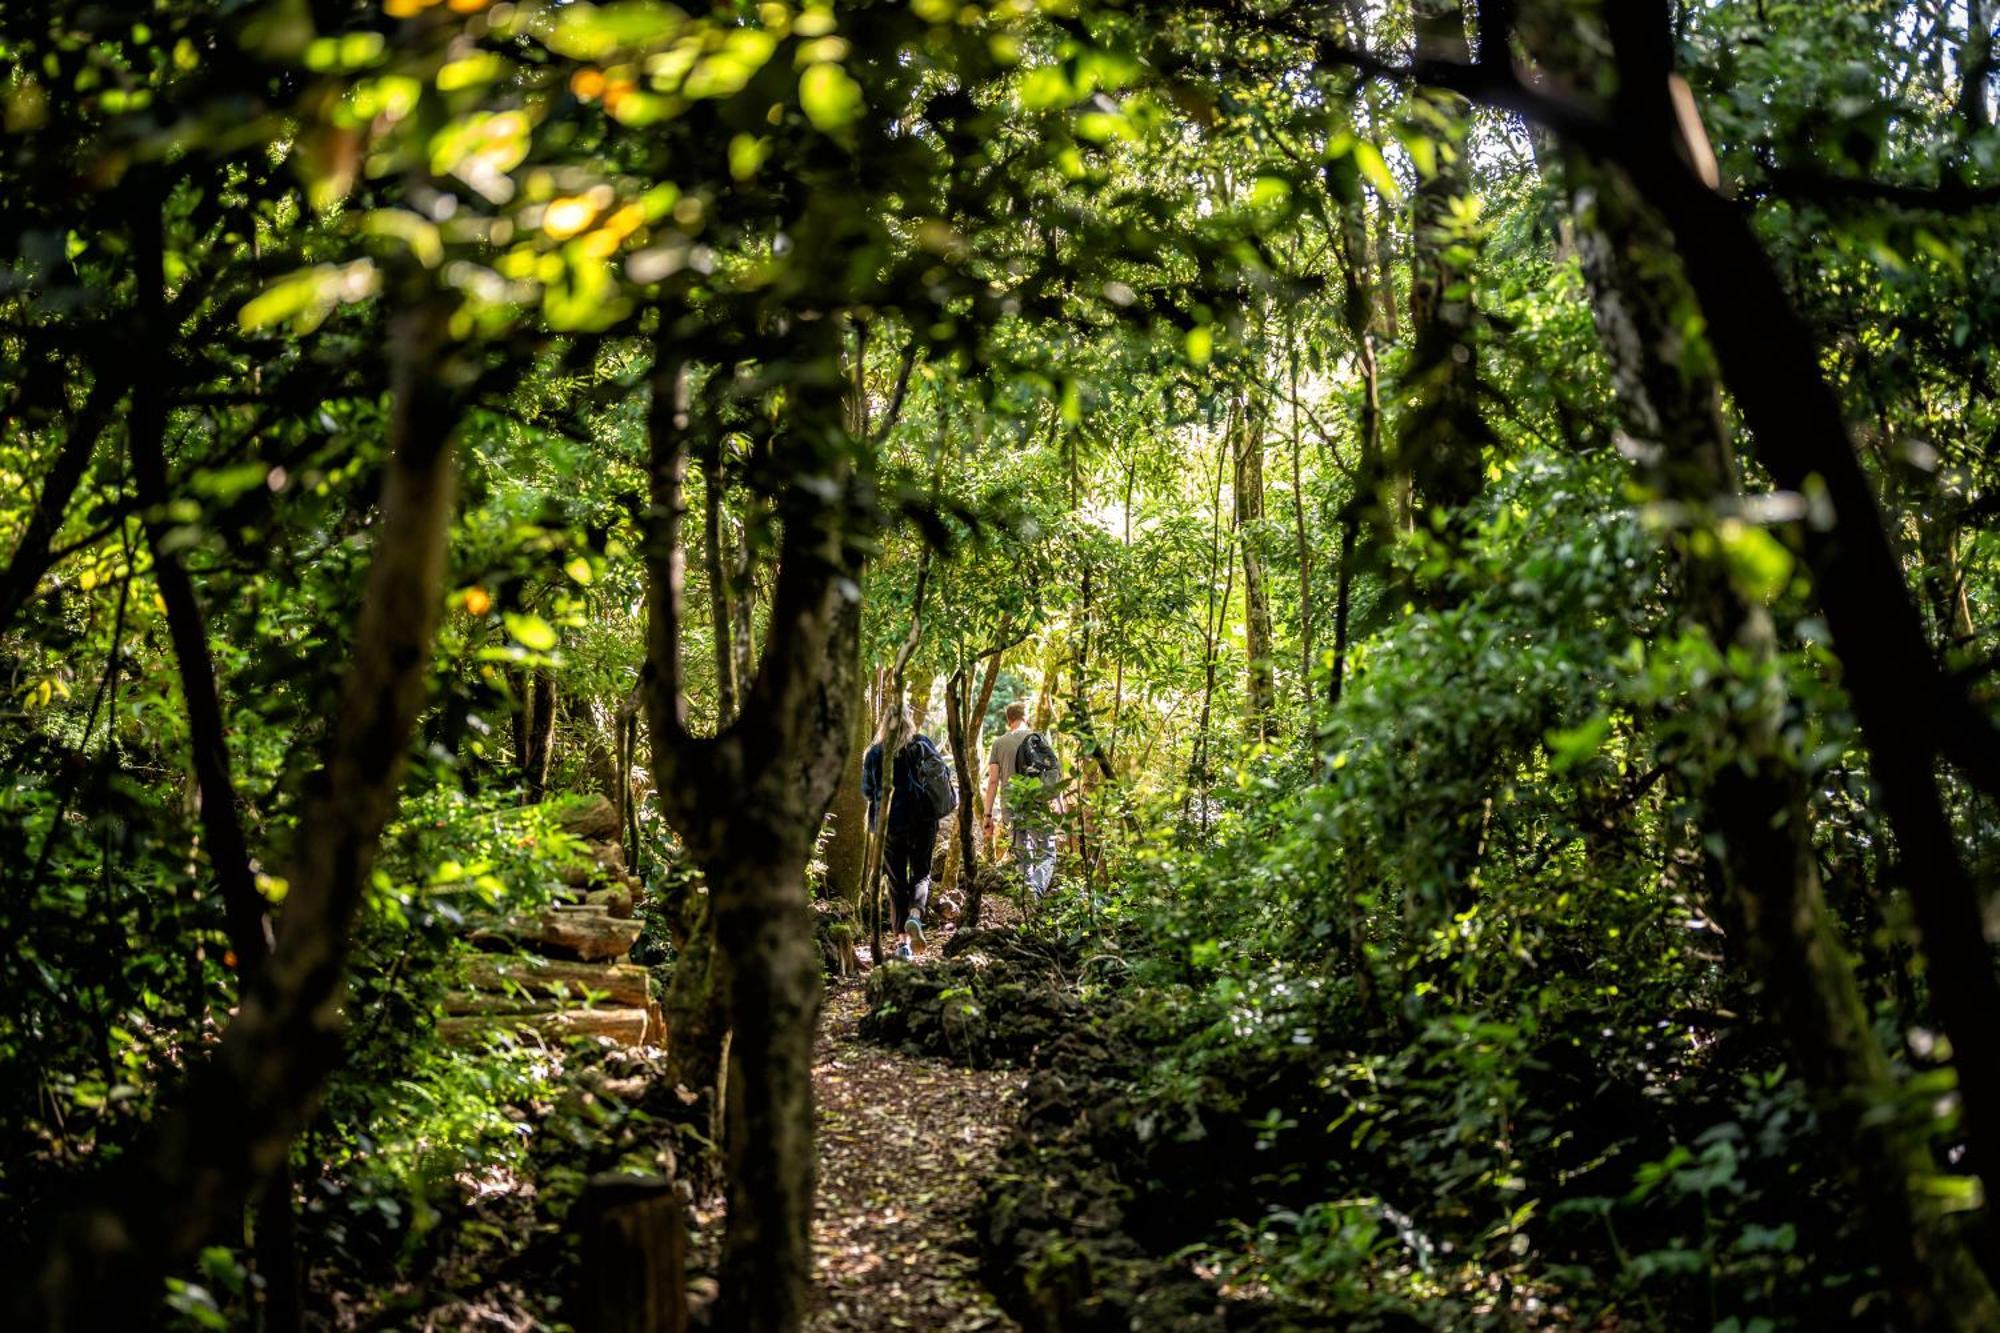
left=981, top=700, right=1063, bottom=899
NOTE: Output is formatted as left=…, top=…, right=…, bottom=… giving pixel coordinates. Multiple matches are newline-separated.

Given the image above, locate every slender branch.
left=130, top=197, right=271, bottom=975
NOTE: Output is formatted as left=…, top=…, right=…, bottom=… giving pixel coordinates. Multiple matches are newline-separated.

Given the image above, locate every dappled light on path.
left=809, top=966, right=1022, bottom=1331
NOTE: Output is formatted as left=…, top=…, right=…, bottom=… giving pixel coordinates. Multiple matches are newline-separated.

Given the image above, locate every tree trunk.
left=573, top=1174, right=688, bottom=1333
left=0, top=370, right=125, bottom=639
left=709, top=837, right=823, bottom=1332
left=32, top=294, right=463, bottom=1328
left=820, top=677, right=871, bottom=904
left=1521, top=19, right=1999, bottom=1316
left=1186, top=438, right=1236, bottom=833
left=641, top=317, right=864, bottom=1330
left=1569, top=4, right=2000, bottom=1231
left=1032, top=638, right=1060, bottom=731
left=946, top=666, right=983, bottom=927
left=512, top=668, right=534, bottom=793
left=1287, top=325, right=1314, bottom=713
left=1402, top=0, right=1487, bottom=527
left=525, top=670, right=557, bottom=802
left=919, top=669, right=945, bottom=731
left=703, top=441, right=738, bottom=724
left=1963, top=0, right=1994, bottom=130
left=1232, top=394, right=1277, bottom=738
left=129, top=191, right=273, bottom=992
left=1327, top=105, right=1388, bottom=712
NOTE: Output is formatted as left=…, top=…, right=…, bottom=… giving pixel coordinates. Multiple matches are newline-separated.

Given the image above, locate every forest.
left=4, top=0, right=2000, bottom=1329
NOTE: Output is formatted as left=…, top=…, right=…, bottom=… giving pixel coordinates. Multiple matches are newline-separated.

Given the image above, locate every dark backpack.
left=899, top=736, right=958, bottom=820
left=1017, top=730, right=1059, bottom=784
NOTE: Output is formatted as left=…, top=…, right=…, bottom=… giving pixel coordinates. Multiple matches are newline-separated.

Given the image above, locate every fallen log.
left=469, top=911, right=642, bottom=962
left=438, top=1007, right=651, bottom=1046
left=459, top=957, right=652, bottom=1008
left=442, top=993, right=568, bottom=1018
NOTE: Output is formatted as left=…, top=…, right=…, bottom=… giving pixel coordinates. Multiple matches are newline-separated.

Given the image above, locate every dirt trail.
left=807, top=951, right=1023, bottom=1332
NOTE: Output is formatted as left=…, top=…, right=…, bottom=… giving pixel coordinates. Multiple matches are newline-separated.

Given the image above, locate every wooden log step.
left=443, top=993, right=567, bottom=1018
left=469, top=911, right=642, bottom=961
left=460, top=957, right=652, bottom=1008
left=439, top=1007, right=651, bottom=1046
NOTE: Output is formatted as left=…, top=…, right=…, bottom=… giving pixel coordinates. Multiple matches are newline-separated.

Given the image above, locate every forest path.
left=807, top=948, right=1023, bottom=1332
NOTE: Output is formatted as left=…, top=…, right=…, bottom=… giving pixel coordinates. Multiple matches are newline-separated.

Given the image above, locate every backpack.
left=1016, top=730, right=1059, bottom=785
left=899, top=736, right=958, bottom=820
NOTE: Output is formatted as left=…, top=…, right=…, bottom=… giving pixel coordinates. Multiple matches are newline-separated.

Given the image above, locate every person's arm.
left=982, top=761, right=1001, bottom=831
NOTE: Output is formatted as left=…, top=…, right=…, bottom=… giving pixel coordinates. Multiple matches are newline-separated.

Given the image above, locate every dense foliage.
left=3, top=0, right=1998, bottom=1328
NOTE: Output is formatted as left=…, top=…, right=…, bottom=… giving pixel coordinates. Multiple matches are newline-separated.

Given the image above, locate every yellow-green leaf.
left=505, top=612, right=559, bottom=652
left=799, top=62, right=863, bottom=134
left=1185, top=324, right=1213, bottom=366
left=1354, top=141, right=1399, bottom=201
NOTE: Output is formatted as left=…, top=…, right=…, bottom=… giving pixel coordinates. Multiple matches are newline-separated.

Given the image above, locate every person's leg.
left=905, top=821, right=937, bottom=947
left=1024, top=825, right=1056, bottom=898
left=884, top=834, right=915, bottom=946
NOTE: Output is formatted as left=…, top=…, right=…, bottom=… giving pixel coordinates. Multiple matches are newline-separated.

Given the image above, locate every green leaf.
left=239, top=268, right=331, bottom=332
left=1354, top=141, right=1399, bottom=201
left=1717, top=519, right=1794, bottom=603
left=504, top=613, right=559, bottom=652
left=1545, top=714, right=1610, bottom=771
left=1019, top=64, right=1072, bottom=111
left=544, top=1, right=686, bottom=62
left=1396, top=127, right=1438, bottom=179
left=799, top=62, right=863, bottom=134
left=1185, top=324, right=1213, bottom=366
left=728, top=133, right=770, bottom=181
left=1249, top=174, right=1290, bottom=209
left=190, top=462, right=270, bottom=501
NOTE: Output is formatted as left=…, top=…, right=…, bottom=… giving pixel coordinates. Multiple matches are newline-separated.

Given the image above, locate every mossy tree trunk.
left=1522, top=9, right=1998, bottom=1317
left=641, top=320, right=867, bottom=1331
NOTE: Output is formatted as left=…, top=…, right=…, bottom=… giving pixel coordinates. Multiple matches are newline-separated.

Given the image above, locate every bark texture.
left=30, top=296, right=463, bottom=1329
left=1522, top=8, right=1998, bottom=1320
left=641, top=322, right=864, bottom=1331
left=1582, top=2, right=2000, bottom=1229
left=1231, top=395, right=1277, bottom=738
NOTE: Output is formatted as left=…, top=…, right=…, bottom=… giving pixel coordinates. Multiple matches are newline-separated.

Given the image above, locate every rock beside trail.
left=975, top=1023, right=1299, bottom=1332
left=557, top=793, right=623, bottom=841
left=858, top=928, right=1085, bottom=1069
left=814, top=899, right=860, bottom=978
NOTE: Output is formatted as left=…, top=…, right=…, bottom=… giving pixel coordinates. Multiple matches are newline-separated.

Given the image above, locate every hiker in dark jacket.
left=861, top=707, right=950, bottom=961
